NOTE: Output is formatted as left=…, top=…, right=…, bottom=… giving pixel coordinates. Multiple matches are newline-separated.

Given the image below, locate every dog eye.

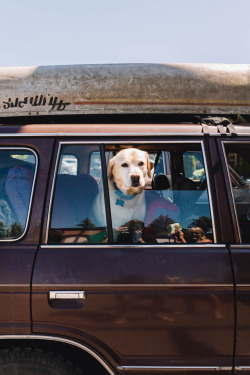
left=138, top=161, right=144, bottom=166
left=121, top=163, right=128, bottom=167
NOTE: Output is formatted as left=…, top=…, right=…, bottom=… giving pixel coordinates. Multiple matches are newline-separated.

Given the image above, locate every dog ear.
left=146, top=153, right=151, bottom=178
left=108, top=158, right=115, bottom=180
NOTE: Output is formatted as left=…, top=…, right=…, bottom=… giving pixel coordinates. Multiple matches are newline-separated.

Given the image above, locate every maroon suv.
left=0, top=64, right=250, bottom=375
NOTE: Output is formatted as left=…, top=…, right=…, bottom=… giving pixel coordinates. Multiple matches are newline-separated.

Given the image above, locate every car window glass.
left=49, top=144, right=107, bottom=244
left=105, top=144, right=214, bottom=245
left=225, top=143, right=250, bottom=243
left=0, top=149, right=36, bottom=241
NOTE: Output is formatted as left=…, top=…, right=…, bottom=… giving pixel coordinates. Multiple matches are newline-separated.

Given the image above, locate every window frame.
left=46, top=139, right=217, bottom=245
left=0, top=146, right=38, bottom=242
left=222, top=140, right=250, bottom=244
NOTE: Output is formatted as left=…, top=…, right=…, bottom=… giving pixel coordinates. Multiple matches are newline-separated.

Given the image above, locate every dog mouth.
left=114, top=177, right=144, bottom=195
left=126, top=185, right=144, bottom=195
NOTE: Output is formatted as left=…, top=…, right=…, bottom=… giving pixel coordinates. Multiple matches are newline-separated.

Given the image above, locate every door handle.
left=49, top=291, right=86, bottom=300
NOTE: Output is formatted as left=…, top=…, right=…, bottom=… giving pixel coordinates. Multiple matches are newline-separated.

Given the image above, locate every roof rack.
left=199, top=116, right=237, bottom=136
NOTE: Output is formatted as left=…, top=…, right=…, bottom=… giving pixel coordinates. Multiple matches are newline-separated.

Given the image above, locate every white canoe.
left=0, top=63, right=249, bottom=117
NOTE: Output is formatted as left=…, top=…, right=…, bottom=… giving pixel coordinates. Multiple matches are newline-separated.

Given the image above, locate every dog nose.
left=131, top=175, right=140, bottom=187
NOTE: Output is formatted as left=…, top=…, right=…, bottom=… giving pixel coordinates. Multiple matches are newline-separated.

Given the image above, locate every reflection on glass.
left=0, top=150, right=36, bottom=240
left=58, top=154, right=78, bottom=175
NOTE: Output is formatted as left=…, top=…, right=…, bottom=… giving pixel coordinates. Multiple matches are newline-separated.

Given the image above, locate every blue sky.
left=1, top=0, right=250, bottom=67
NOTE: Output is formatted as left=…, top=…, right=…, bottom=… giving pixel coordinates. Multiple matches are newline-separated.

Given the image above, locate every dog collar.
left=113, top=181, right=135, bottom=206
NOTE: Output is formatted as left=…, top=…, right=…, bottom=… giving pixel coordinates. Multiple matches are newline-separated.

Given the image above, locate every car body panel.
left=0, top=137, right=54, bottom=334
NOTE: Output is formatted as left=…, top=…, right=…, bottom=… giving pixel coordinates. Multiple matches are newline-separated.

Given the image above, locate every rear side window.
left=49, top=142, right=214, bottom=245
left=224, top=143, right=250, bottom=243
left=0, top=148, right=37, bottom=241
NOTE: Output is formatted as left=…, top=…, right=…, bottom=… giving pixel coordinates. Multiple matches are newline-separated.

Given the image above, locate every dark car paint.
left=32, top=245, right=234, bottom=365
left=0, top=138, right=54, bottom=335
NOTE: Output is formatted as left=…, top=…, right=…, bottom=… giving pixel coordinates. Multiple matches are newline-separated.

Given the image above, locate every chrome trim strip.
left=0, top=133, right=205, bottom=137
left=55, top=140, right=203, bottom=144
left=3, top=131, right=250, bottom=138
left=0, top=334, right=115, bottom=375
left=0, top=147, right=38, bottom=242
left=234, top=285, right=250, bottom=287
left=41, top=244, right=225, bottom=249
left=235, top=133, right=250, bottom=137
left=231, top=244, right=250, bottom=249
left=117, top=365, right=231, bottom=371
left=34, top=283, right=233, bottom=288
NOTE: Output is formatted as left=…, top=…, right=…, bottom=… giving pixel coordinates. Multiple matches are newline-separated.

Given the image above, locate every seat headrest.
left=151, top=173, right=170, bottom=190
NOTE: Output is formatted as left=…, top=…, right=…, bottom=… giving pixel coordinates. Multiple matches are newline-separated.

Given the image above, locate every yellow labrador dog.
left=92, top=148, right=151, bottom=238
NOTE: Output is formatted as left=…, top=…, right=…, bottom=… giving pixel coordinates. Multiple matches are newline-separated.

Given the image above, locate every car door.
left=219, top=139, right=250, bottom=374
left=32, top=136, right=235, bottom=374
left=0, top=137, right=53, bottom=335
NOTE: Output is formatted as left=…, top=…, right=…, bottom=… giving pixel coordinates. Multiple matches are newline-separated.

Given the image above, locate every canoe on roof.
left=0, top=63, right=250, bottom=117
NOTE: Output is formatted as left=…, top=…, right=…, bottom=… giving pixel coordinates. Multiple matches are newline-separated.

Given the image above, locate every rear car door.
left=0, top=137, right=53, bottom=335
left=32, top=136, right=235, bottom=374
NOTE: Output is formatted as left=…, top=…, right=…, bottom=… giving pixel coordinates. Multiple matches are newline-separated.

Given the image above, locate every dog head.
left=109, top=148, right=151, bottom=195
